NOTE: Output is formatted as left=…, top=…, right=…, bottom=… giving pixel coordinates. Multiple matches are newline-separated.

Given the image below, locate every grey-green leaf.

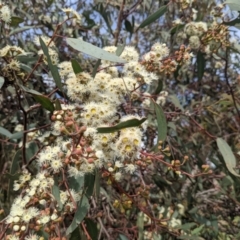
left=20, top=85, right=55, bottom=112
left=153, top=101, right=167, bottom=142
left=0, top=76, right=5, bottom=89
left=40, top=38, right=63, bottom=91
left=225, top=0, right=240, bottom=11
left=71, top=59, right=83, bottom=74
left=97, top=118, right=147, bottom=133
left=0, top=127, right=12, bottom=138
left=66, top=38, right=126, bottom=63
left=66, top=195, right=89, bottom=235
left=217, top=137, right=240, bottom=177
left=52, top=183, right=63, bottom=210
left=138, top=5, right=167, bottom=29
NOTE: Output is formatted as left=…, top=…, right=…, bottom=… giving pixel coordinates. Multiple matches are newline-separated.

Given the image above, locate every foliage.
left=0, top=0, right=240, bottom=239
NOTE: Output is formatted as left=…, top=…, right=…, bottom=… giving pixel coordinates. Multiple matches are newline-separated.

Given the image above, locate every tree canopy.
left=1, top=0, right=240, bottom=239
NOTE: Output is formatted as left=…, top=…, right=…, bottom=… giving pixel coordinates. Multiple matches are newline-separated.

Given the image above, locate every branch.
left=114, top=0, right=126, bottom=46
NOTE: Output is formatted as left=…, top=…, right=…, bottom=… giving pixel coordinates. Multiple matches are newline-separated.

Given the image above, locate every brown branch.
left=114, top=0, right=126, bottom=46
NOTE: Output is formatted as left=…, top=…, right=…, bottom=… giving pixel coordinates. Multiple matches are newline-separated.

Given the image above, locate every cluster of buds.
left=113, top=194, right=133, bottom=214
left=201, top=24, right=230, bottom=51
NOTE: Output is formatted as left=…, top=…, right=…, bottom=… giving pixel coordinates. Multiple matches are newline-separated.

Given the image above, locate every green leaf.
left=68, top=175, right=84, bottom=192
left=197, top=51, right=205, bottom=81
left=92, top=59, right=101, bottom=78
left=118, top=234, right=129, bottom=240
left=94, top=169, right=100, bottom=199
left=10, top=16, right=24, bottom=27
left=0, top=76, right=5, bottom=89
left=115, top=44, right=125, bottom=56
left=223, top=13, right=240, bottom=26
left=152, top=174, right=172, bottom=188
left=40, top=38, right=63, bottom=91
left=180, top=222, right=197, bottom=231
left=10, top=131, right=23, bottom=140
left=70, top=227, right=81, bottom=240
left=170, top=24, right=185, bottom=35
left=20, top=85, right=55, bottom=112
left=26, top=142, right=39, bottom=162
left=97, top=118, right=147, bottom=133
left=137, top=213, right=144, bottom=240
left=153, top=101, right=167, bottom=142
left=84, top=173, right=95, bottom=198
left=8, top=149, right=21, bottom=199
left=20, top=63, right=33, bottom=73
left=217, top=137, right=240, bottom=177
left=0, top=127, right=12, bottom=138
left=191, top=224, right=204, bottom=235
left=71, top=59, right=83, bottom=74
left=154, top=79, right=163, bottom=94
left=125, top=19, right=133, bottom=38
left=169, top=95, right=184, bottom=111
left=85, top=219, right=98, bottom=240
left=138, top=5, right=167, bottom=29
left=66, top=38, right=126, bottom=63
left=54, top=99, right=62, bottom=110
left=17, top=53, right=39, bottom=63
left=66, top=195, right=89, bottom=235
left=225, top=0, right=240, bottom=11
left=9, top=26, right=35, bottom=36
left=52, top=182, right=63, bottom=210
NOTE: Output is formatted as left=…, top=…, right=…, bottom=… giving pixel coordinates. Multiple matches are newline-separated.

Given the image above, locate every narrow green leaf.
left=40, top=38, right=63, bottom=91
left=71, top=59, right=83, bottom=74
left=66, top=38, right=126, bottom=63
left=54, top=99, right=62, bottom=110
left=10, top=16, right=24, bottom=27
left=85, top=219, right=98, bottom=240
left=137, top=213, right=144, bottom=240
left=138, top=5, right=167, bottom=29
left=92, top=59, right=101, bottom=78
left=20, top=85, right=55, bottom=112
left=217, top=137, right=240, bottom=177
left=125, top=19, right=133, bottom=35
left=154, top=79, right=163, bottom=94
left=170, top=24, right=185, bottom=35
left=169, top=95, right=184, bottom=111
left=10, top=131, right=23, bottom=140
left=118, top=234, right=129, bottom=240
left=0, top=127, right=12, bottom=138
left=9, top=26, right=35, bottom=36
left=84, top=173, right=95, bottom=198
left=191, top=224, right=204, bottom=235
left=197, top=51, right=205, bottom=81
left=17, top=53, right=39, bottom=63
left=66, top=195, right=89, bottom=235
left=26, top=142, right=39, bottom=162
left=52, top=182, right=63, bottom=210
left=70, top=227, right=81, bottom=240
left=68, top=175, right=84, bottom=193
left=97, top=118, right=147, bottom=133
left=0, top=76, right=5, bottom=89
left=115, top=44, right=125, bottom=57
left=179, top=222, right=197, bottom=231
left=225, top=0, right=240, bottom=11
left=152, top=174, right=172, bottom=188
left=153, top=101, right=167, bottom=142
left=20, top=63, right=33, bottom=73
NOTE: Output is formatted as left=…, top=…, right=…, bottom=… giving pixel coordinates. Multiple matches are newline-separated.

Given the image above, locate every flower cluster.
left=0, top=1, right=11, bottom=23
